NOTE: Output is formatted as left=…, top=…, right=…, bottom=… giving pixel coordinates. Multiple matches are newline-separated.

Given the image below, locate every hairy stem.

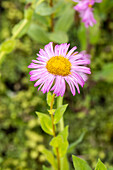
left=50, top=94, right=61, bottom=170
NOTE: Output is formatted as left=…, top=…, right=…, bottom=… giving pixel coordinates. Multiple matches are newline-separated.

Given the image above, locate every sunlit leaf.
left=50, top=126, right=69, bottom=157
left=72, top=155, right=92, bottom=170
left=95, top=159, right=107, bottom=170
left=42, top=148, right=57, bottom=170
left=54, top=104, right=68, bottom=124
left=36, top=112, right=53, bottom=135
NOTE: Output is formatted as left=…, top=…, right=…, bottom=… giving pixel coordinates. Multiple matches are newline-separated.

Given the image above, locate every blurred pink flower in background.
left=73, top=0, right=102, bottom=27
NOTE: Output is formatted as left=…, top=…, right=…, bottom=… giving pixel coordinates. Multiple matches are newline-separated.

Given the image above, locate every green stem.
left=57, top=96, right=64, bottom=131
left=50, top=94, right=61, bottom=170
left=0, top=51, right=5, bottom=63
left=57, top=96, right=70, bottom=170
left=12, top=19, right=28, bottom=39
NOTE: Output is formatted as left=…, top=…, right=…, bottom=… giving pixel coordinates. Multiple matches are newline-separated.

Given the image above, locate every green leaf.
left=55, top=5, right=74, bottom=32
left=72, top=155, right=92, bottom=170
left=78, top=23, right=87, bottom=50
left=36, top=112, right=53, bottom=135
left=54, top=104, right=68, bottom=124
left=48, top=31, right=68, bottom=44
left=95, top=159, right=107, bottom=170
left=27, top=24, right=50, bottom=44
left=35, top=2, right=54, bottom=16
left=61, top=156, right=70, bottom=170
left=47, top=92, right=53, bottom=106
left=50, top=126, right=69, bottom=157
left=43, top=166, right=52, bottom=170
left=42, top=148, right=57, bottom=170
left=93, top=62, right=113, bottom=83
left=0, top=39, right=16, bottom=54
left=12, top=19, right=30, bottom=38
left=89, top=10, right=101, bottom=45
left=68, top=131, right=86, bottom=153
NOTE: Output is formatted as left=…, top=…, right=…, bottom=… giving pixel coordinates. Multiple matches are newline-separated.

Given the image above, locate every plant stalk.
left=50, top=94, right=61, bottom=170
left=57, top=96, right=70, bottom=170
left=50, top=0, right=54, bottom=32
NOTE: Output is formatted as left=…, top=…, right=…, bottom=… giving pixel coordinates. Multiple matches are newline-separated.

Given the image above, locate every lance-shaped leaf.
left=72, top=155, right=92, bottom=170
left=95, top=159, right=107, bottom=170
left=54, top=104, right=68, bottom=124
left=55, top=5, right=74, bottom=32
left=42, top=148, right=57, bottom=170
left=50, top=126, right=69, bottom=157
left=68, top=131, right=86, bottom=153
left=36, top=112, right=53, bottom=135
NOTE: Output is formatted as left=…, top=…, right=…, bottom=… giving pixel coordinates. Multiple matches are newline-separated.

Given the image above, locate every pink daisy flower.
left=28, top=42, right=91, bottom=97
left=73, top=0, right=102, bottom=28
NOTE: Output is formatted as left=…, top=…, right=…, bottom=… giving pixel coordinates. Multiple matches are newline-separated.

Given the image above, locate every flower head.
left=28, top=42, right=91, bottom=97
left=73, top=0, right=102, bottom=27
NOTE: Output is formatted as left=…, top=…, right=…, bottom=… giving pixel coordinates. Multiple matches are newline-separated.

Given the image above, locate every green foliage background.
left=0, top=0, right=113, bottom=169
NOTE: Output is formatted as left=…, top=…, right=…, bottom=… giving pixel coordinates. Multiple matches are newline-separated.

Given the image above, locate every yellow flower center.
left=46, top=56, right=71, bottom=76
left=88, top=4, right=92, bottom=8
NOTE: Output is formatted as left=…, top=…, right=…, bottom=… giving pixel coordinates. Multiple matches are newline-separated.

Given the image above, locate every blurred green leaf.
left=27, top=24, right=50, bottom=44
left=47, top=92, right=53, bottom=107
left=43, top=165, right=52, bottom=170
left=89, top=10, right=101, bottom=44
left=61, top=156, right=70, bottom=170
left=54, top=104, right=68, bottom=124
left=12, top=19, right=30, bottom=38
left=42, top=148, right=57, bottom=170
left=0, top=39, right=16, bottom=53
left=35, top=2, right=54, bottom=16
left=99, top=0, right=113, bottom=13
left=72, top=155, right=92, bottom=170
left=68, top=131, right=86, bottom=153
left=49, top=31, right=68, bottom=43
left=95, top=159, right=107, bottom=170
left=93, top=62, right=113, bottom=83
left=36, top=112, right=53, bottom=135
left=78, top=23, right=87, bottom=50
left=55, top=5, right=74, bottom=32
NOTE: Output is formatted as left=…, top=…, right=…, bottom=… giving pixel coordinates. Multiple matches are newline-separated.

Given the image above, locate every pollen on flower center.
left=46, top=56, right=71, bottom=76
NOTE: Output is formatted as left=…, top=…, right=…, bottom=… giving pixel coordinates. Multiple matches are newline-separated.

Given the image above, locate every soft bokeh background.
left=0, top=0, right=113, bottom=169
